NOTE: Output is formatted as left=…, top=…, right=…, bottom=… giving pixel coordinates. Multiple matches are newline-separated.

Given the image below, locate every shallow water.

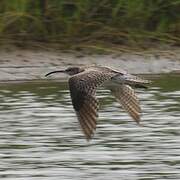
left=0, top=74, right=180, bottom=180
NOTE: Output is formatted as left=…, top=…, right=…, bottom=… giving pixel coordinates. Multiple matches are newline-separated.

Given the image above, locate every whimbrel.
left=45, top=66, right=150, bottom=140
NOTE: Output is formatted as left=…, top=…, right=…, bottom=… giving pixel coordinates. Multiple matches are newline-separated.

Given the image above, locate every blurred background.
left=0, top=0, right=180, bottom=50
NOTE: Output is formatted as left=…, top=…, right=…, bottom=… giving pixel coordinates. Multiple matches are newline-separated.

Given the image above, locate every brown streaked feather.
left=77, top=96, right=99, bottom=140
left=68, top=69, right=114, bottom=140
left=110, top=85, right=141, bottom=124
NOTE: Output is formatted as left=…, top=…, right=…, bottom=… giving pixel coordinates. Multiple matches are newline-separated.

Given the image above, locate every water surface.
left=0, top=74, right=180, bottom=180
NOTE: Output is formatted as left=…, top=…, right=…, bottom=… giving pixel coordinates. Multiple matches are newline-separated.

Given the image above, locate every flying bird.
left=45, top=66, right=150, bottom=140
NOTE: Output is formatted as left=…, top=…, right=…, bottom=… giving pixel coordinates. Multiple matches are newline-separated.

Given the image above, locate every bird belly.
left=111, top=74, right=149, bottom=86
left=103, top=80, right=122, bottom=89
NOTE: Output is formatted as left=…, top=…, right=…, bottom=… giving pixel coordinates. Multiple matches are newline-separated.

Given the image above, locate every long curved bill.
left=45, top=70, right=65, bottom=77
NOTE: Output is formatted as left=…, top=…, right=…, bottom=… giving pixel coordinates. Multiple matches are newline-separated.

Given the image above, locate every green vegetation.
left=0, top=0, right=180, bottom=50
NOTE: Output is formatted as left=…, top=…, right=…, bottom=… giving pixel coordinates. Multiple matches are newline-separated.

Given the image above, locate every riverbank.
left=0, top=46, right=180, bottom=82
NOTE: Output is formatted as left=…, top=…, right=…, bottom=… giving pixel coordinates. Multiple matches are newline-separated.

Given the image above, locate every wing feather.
left=69, top=69, right=113, bottom=140
left=110, top=85, right=141, bottom=124
left=77, top=96, right=98, bottom=140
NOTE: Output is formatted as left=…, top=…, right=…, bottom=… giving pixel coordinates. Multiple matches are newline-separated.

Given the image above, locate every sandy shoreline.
left=0, top=46, right=180, bottom=82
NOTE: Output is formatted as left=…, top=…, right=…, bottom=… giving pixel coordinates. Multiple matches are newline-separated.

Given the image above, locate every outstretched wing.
left=68, top=70, right=113, bottom=140
left=110, top=85, right=141, bottom=124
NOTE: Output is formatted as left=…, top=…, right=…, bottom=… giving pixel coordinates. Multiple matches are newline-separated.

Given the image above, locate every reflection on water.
left=0, top=74, right=180, bottom=179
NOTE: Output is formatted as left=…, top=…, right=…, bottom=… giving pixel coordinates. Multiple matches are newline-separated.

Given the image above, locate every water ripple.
left=0, top=75, right=180, bottom=179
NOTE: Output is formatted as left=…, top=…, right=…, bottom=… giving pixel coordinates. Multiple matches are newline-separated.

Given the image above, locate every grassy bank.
left=0, top=0, right=180, bottom=50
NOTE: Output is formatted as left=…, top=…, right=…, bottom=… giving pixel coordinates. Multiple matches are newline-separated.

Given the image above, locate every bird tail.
left=111, top=73, right=151, bottom=88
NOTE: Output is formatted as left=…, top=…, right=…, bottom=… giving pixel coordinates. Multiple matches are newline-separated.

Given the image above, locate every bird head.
left=45, top=67, right=84, bottom=77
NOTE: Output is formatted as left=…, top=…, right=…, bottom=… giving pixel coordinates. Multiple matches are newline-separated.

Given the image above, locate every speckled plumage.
left=46, top=66, right=150, bottom=140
